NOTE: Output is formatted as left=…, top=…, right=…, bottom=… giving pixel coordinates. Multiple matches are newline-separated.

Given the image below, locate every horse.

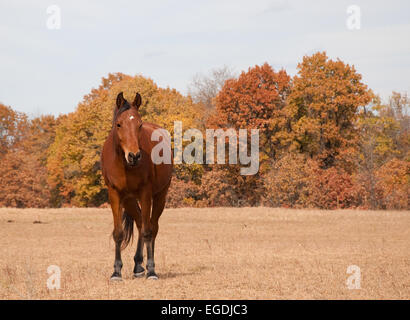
left=101, top=91, right=173, bottom=280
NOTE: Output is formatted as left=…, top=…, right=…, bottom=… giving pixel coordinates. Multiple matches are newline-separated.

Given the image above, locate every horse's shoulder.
left=140, top=122, right=170, bottom=149
left=141, top=122, right=164, bottom=132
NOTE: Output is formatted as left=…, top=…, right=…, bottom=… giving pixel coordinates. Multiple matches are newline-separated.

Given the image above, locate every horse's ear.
left=116, top=92, right=125, bottom=109
left=132, top=93, right=142, bottom=110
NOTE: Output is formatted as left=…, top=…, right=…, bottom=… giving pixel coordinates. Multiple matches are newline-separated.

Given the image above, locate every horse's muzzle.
left=127, top=151, right=141, bottom=166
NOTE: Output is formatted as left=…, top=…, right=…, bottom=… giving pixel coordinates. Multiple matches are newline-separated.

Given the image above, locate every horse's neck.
left=111, top=131, right=124, bottom=164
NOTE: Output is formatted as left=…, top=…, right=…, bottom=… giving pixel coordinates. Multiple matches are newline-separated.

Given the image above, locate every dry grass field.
left=0, top=207, right=409, bottom=299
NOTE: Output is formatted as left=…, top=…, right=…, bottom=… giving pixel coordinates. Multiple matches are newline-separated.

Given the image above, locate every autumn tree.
left=47, top=73, right=203, bottom=207
left=263, top=153, right=315, bottom=207
left=386, top=92, right=409, bottom=160
left=263, top=153, right=363, bottom=209
left=375, top=158, right=409, bottom=209
left=285, top=52, right=373, bottom=168
left=0, top=60, right=406, bottom=210
left=209, top=63, right=291, bottom=160
left=0, top=103, right=28, bottom=157
left=356, top=93, right=409, bottom=209
left=0, top=150, right=51, bottom=208
left=206, top=63, right=291, bottom=205
left=0, top=111, right=57, bottom=208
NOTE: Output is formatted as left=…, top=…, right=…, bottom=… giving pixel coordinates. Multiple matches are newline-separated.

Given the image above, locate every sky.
left=1, top=0, right=409, bottom=117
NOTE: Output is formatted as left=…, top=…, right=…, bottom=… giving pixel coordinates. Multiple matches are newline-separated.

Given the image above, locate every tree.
left=0, top=149, right=51, bottom=208
left=356, top=93, right=409, bottom=208
left=285, top=52, right=373, bottom=168
left=47, top=73, right=203, bottom=207
left=386, top=92, right=409, bottom=160
left=0, top=103, right=28, bottom=157
left=206, top=63, right=291, bottom=205
left=209, top=63, right=291, bottom=160
left=188, top=66, right=235, bottom=113
left=0, top=112, right=57, bottom=208
left=263, top=153, right=315, bottom=207
left=263, top=152, right=363, bottom=209
left=376, top=158, right=409, bottom=209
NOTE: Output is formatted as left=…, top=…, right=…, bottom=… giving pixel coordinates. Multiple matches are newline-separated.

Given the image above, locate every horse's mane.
left=112, top=101, right=131, bottom=128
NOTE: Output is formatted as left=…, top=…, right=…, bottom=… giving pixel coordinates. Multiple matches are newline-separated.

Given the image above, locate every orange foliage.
left=308, top=167, right=363, bottom=209
left=209, top=63, right=291, bottom=161
left=166, top=179, right=201, bottom=208
left=286, top=52, right=373, bottom=168
left=0, top=54, right=408, bottom=210
left=47, top=73, right=202, bottom=207
left=264, top=153, right=364, bottom=209
left=0, top=103, right=28, bottom=157
left=204, top=63, right=291, bottom=205
left=376, top=159, right=409, bottom=209
left=0, top=114, right=57, bottom=208
left=263, top=153, right=314, bottom=207
left=0, top=150, right=50, bottom=208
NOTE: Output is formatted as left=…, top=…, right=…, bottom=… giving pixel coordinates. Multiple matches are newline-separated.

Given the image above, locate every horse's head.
left=113, top=92, right=144, bottom=166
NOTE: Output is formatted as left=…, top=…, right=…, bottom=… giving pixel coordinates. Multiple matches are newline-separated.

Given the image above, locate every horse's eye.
left=117, top=123, right=121, bottom=128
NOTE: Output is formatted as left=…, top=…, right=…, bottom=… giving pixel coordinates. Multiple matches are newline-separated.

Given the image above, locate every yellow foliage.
left=47, top=73, right=202, bottom=206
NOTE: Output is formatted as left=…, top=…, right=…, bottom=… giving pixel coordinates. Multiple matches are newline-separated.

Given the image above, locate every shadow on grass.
left=160, top=266, right=209, bottom=279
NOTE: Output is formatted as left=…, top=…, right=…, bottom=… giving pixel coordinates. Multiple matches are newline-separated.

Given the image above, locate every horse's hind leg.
left=108, top=187, right=123, bottom=281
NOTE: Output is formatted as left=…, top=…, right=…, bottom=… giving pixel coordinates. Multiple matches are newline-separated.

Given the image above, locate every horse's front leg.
left=134, top=232, right=145, bottom=277
left=133, top=202, right=145, bottom=277
left=123, top=198, right=145, bottom=278
left=108, top=187, right=124, bottom=281
left=140, top=188, right=157, bottom=279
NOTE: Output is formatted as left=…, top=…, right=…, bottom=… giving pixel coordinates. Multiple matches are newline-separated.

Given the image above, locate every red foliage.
left=209, top=63, right=290, bottom=133
left=263, top=153, right=364, bottom=209
left=375, top=159, right=409, bottom=209
left=308, top=167, right=363, bottom=209
left=0, top=150, right=51, bottom=208
left=166, top=178, right=201, bottom=208
left=0, top=62, right=408, bottom=210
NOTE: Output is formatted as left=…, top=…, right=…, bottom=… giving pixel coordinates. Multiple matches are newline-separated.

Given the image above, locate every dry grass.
left=0, top=207, right=409, bottom=299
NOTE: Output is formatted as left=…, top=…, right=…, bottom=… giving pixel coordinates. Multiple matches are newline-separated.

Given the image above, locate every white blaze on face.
left=129, top=115, right=134, bottom=120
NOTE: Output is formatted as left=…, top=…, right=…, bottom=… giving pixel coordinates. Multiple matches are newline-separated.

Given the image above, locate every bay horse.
left=101, top=91, right=173, bottom=280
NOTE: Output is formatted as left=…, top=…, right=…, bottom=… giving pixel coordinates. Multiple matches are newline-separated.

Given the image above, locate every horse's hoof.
left=133, top=270, right=145, bottom=278
left=110, top=273, right=123, bottom=281
left=146, top=271, right=158, bottom=280
left=133, top=265, right=145, bottom=278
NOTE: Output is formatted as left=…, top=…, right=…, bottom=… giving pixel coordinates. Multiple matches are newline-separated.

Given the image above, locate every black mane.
left=112, top=101, right=131, bottom=127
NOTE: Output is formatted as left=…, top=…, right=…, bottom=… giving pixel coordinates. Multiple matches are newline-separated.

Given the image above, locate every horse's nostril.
left=127, top=152, right=141, bottom=165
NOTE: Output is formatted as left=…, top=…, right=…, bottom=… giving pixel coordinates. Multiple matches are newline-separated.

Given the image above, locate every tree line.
left=0, top=52, right=408, bottom=209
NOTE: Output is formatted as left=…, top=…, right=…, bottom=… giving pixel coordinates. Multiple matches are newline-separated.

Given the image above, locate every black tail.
left=121, top=211, right=134, bottom=250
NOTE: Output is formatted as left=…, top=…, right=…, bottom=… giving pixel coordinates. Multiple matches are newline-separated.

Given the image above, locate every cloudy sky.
left=1, top=0, right=409, bottom=116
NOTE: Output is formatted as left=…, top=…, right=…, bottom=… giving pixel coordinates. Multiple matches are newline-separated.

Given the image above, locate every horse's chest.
left=125, top=176, right=144, bottom=191
left=123, top=170, right=149, bottom=192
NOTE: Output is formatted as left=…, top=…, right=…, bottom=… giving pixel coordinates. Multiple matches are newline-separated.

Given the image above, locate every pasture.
left=0, top=207, right=409, bottom=299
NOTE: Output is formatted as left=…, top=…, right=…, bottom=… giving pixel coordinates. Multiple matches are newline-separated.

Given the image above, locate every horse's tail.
left=121, top=211, right=134, bottom=250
